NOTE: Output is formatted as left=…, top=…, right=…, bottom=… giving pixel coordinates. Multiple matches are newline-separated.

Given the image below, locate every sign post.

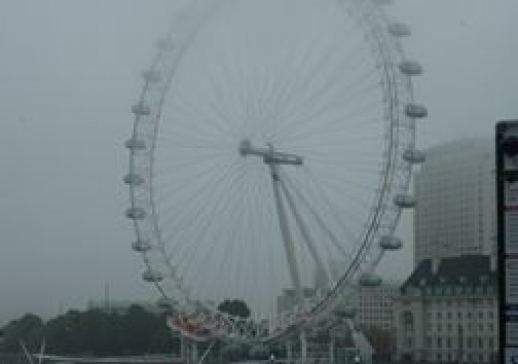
left=496, top=120, right=518, bottom=364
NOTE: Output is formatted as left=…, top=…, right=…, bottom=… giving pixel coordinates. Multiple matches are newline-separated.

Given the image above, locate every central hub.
left=239, top=139, right=303, bottom=166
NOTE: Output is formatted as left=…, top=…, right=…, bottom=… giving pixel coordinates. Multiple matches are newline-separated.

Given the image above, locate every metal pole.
left=191, top=341, right=198, bottom=363
left=279, top=177, right=330, bottom=287
left=286, top=340, right=293, bottom=364
left=300, top=330, right=307, bottom=364
left=180, top=335, right=187, bottom=361
left=269, top=163, right=303, bottom=302
left=329, top=336, right=335, bottom=364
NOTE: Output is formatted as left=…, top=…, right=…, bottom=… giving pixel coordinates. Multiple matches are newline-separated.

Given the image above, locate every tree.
left=217, top=299, right=251, bottom=319
left=0, top=314, right=44, bottom=353
left=1, top=307, right=177, bottom=356
left=120, top=305, right=162, bottom=354
left=148, top=327, right=179, bottom=353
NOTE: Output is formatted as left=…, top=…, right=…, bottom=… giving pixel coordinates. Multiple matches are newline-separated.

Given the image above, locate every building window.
left=458, top=311, right=462, bottom=319
left=437, top=337, right=442, bottom=348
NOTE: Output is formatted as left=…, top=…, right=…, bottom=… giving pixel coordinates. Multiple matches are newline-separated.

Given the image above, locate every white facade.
left=393, top=255, right=498, bottom=364
left=414, top=138, right=495, bottom=266
left=277, top=282, right=398, bottom=332
left=316, top=260, right=398, bottom=331
left=276, top=288, right=316, bottom=314
left=394, top=292, right=498, bottom=363
left=351, top=283, right=399, bottom=331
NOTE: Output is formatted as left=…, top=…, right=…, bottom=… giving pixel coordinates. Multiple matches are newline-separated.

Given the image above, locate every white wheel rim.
left=126, top=0, right=421, bottom=341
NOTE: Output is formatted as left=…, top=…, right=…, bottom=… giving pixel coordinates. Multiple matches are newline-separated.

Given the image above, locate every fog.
left=0, top=0, right=517, bottom=323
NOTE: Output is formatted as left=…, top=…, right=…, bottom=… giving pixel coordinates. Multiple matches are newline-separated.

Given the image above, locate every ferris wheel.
left=125, top=0, right=426, bottom=343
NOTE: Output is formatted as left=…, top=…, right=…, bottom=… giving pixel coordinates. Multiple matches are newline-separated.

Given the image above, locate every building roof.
left=400, top=255, right=496, bottom=296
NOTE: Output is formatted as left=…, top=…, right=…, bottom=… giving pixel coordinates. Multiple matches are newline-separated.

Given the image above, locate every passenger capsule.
left=132, top=239, right=152, bottom=252
left=125, top=138, right=146, bottom=150
left=132, top=103, right=151, bottom=116
left=358, top=273, right=382, bottom=287
left=405, top=104, right=428, bottom=118
left=393, top=193, right=416, bottom=208
left=402, top=149, right=426, bottom=164
left=142, top=270, right=163, bottom=283
left=387, top=22, right=411, bottom=37
left=379, top=235, right=403, bottom=250
left=142, top=70, right=162, bottom=83
left=123, top=173, right=145, bottom=186
left=125, top=207, right=146, bottom=220
left=399, top=61, right=423, bottom=76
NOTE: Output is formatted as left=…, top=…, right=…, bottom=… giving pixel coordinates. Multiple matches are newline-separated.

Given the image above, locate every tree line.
left=0, top=299, right=251, bottom=357
left=0, top=305, right=178, bottom=356
left=0, top=300, right=390, bottom=361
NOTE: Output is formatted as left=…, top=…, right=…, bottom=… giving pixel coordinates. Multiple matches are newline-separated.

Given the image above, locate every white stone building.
left=277, top=282, right=399, bottom=333
left=413, top=138, right=495, bottom=266
left=276, top=287, right=317, bottom=314
left=352, top=283, right=399, bottom=331
left=394, top=255, right=498, bottom=364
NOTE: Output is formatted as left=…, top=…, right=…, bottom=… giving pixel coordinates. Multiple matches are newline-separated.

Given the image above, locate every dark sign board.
left=497, top=120, right=518, bottom=364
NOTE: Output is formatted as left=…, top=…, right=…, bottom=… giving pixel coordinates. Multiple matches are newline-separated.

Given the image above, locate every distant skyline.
left=1, top=0, right=517, bottom=324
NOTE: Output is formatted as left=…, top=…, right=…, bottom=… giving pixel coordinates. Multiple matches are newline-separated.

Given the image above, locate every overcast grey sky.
left=0, top=0, right=517, bottom=324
